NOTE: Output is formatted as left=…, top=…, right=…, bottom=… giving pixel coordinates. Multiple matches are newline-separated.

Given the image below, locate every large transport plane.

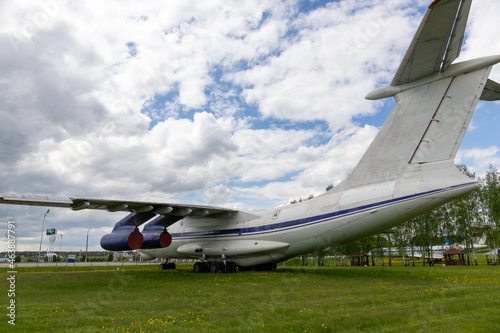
left=1, top=0, right=500, bottom=273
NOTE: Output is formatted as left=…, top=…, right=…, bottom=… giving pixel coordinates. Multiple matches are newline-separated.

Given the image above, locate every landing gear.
left=209, top=261, right=225, bottom=273
left=192, top=253, right=238, bottom=274
left=192, top=260, right=237, bottom=273
left=159, top=262, right=176, bottom=270
left=193, top=261, right=209, bottom=273
left=226, top=261, right=237, bottom=273
left=238, top=263, right=277, bottom=271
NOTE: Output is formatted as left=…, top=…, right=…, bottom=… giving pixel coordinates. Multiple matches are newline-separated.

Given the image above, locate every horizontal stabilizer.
left=480, top=79, right=500, bottom=101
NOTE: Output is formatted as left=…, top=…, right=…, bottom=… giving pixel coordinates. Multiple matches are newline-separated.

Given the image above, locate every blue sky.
left=0, top=0, right=499, bottom=251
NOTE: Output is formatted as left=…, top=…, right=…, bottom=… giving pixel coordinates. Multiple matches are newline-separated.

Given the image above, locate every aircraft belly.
left=177, top=239, right=290, bottom=257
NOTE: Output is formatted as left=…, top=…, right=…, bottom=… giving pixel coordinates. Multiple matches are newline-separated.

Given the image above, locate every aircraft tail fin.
left=341, top=0, right=500, bottom=190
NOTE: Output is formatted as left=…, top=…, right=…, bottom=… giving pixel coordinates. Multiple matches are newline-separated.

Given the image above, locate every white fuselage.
left=140, top=160, right=476, bottom=266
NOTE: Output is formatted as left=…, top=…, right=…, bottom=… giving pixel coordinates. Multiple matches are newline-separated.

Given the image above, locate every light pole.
left=37, top=209, right=50, bottom=267
left=59, top=233, right=63, bottom=255
left=85, top=227, right=92, bottom=262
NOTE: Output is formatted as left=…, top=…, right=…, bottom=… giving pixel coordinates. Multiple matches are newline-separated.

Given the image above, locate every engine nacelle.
left=100, top=212, right=155, bottom=251
left=100, top=230, right=143, bottom=251
left=140, top=215, right=182, bottom=249
left=141, top=231, right=172, bottom=249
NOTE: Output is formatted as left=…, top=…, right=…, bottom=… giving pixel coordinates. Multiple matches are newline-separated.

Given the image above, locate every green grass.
left=2, top=263, right=500, bottom=332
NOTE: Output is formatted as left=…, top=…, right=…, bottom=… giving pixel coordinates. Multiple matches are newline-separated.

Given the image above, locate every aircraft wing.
left=0, top=194, right=236, bottom=217
left=392, top=0, right=472, bottom=85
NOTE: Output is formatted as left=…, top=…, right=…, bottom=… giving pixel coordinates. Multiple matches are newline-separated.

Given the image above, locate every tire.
left=217, top=262, right=226, bottom=273
left=210, top=261, right=223, bottom=273
left=193, top=262, right=204, bottom=273
left=160, top=262, right=176, bottom=270
left=226, top=261, right=237, bottom=273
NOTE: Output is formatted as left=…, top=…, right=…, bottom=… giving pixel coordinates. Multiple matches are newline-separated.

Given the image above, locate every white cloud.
left=232, top=0, right=418, bottom=131
left=457, top=146, right=500, bottom=177
left=203, top=184, right=234, bottom=205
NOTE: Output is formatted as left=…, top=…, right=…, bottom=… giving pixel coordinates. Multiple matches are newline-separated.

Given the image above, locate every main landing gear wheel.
left=238, top=263, right=277, bottom=271
left=193, top=261, right=209, bottom=273
left=209, top=261, right=225, bottom=273
left=192, top=261, right=237, bottom=273
left=159, top=262, right=176, bottom=270
left=225, top=261, right=237, bottom=273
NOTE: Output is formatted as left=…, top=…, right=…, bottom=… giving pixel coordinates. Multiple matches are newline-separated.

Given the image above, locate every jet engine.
left=100, top=212, right=155, bottom=251
left=140, top=215, right=182, bottom=249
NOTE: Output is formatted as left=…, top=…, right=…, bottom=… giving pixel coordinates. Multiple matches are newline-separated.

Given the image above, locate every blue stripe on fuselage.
left=171, top=182, right=476, bottom=240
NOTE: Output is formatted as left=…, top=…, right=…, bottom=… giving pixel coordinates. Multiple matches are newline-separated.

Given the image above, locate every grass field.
left=2, top=262, right=500, bottom=332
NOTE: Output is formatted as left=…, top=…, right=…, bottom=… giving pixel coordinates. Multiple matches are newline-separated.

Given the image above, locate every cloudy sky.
left=1, top=0, right=499, bottom=252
